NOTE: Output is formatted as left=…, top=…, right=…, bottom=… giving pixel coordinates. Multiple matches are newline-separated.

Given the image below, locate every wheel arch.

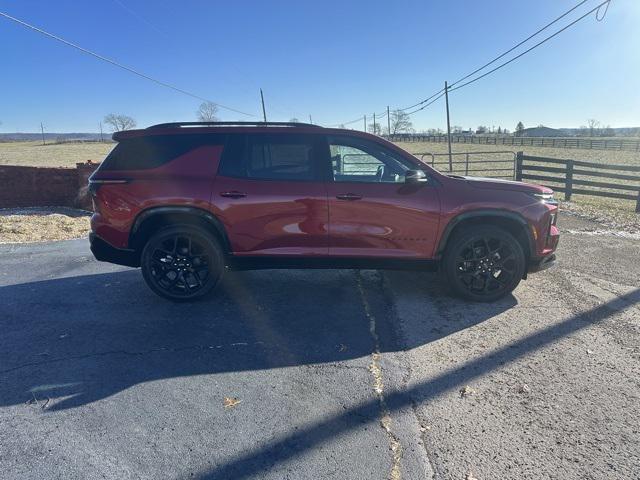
left=436, top=210, right=534, bottom=261
left=129, top=206, right=231, bottom=256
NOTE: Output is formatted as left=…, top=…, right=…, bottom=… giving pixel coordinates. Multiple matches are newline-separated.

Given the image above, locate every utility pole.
left=444, top=81, right=453, bottom=172
left=40, top=122, right=45, bottom=145
left=309, top=114, right=312, bottom=124
left=387, top=105, right=391, bottom=137
left=99, top=122, right=104, bottom=142
left=373, top=113, right=377, bottom=135
left=364, top=115, right=367, bottom=132
left=260, top=88, right=267, bottom=122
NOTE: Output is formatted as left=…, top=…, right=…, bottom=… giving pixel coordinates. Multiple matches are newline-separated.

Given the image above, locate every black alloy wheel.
left=442, top=225, right=525, bottom=302
left=141, top=225, right=224, bottom=301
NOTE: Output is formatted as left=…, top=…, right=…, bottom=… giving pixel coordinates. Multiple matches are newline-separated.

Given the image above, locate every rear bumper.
left=528, top=253, right=556, bottom=273
left=89, top=233, right=139, bottom=268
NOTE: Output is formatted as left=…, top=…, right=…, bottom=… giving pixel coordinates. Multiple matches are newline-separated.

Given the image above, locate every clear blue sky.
left=0, top=0, right=638, bottom=132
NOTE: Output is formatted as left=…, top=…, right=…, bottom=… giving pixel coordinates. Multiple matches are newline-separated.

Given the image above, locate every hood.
left=455, top=175, right=553, bottom=194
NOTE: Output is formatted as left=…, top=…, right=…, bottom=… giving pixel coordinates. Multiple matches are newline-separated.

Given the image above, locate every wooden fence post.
left=565, top=160, right=574, bottom=201
left=636, top=192, right=640, bottom=213
left=515, top=151, right=523, bottom=181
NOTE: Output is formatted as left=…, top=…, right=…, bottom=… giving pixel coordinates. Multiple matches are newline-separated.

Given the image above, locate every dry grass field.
left=0, top=139, right=637, bottom=232
left=2, top=138, right=637, bottom=169
left=0, top=141, right=114, bottom=168
left=394, top=140, right=640, bottom=166
left=394, top=140, right=640, bottom=231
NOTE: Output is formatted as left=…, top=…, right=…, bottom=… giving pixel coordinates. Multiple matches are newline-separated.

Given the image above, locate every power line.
left=449, top=0, right=611, bottom=92
left=0, top=10, right=258, bottom=117
left=449, top=0, right=591, bottom=88
left=406, top=0, right=608, bottom=111
left=404, top=91, right=446, bottom=116
left=332, top=0, right=610, bottom=125
left=111, top=0, right=168, bottom=37
left=399, top=88, right=446, bottom=112
left=327, top=115, right=364, bottom=128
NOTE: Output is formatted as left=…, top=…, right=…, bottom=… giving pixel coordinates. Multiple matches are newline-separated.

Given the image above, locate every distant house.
left=520, top=126, right=564, bottom=137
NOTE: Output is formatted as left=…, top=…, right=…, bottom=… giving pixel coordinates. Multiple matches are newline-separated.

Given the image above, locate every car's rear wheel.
left=141, top=225, right=224, bottom=302
left=441, top=225, right=525, bottom=302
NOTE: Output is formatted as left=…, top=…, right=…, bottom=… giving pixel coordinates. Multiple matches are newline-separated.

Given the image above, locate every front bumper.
left=89, top=233, right=139, bottom=267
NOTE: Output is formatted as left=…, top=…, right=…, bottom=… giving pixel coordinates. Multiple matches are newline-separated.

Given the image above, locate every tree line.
left=98, top=107, right=627, bottom=139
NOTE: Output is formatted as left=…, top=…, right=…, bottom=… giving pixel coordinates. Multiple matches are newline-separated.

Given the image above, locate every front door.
left=325, top=135, right=441, bottom=258
left=212, top=133, right=328, bottom=256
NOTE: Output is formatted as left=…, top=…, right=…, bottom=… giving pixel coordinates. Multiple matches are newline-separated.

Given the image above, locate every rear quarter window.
left=101, top=134, right=226, bottom=170
left=217, top=133, right=320, bottom=181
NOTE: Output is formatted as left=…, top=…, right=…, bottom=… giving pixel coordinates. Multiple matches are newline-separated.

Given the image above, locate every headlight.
left=532, top=193, right=557, bottom=205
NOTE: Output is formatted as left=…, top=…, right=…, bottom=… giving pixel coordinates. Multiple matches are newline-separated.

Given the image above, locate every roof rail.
left=147, top=121, right=322, bottom=130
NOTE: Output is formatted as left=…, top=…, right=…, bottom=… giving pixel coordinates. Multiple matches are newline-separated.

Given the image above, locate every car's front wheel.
left=441, top=225, right=525, bottom=302
left=140, top=225, right=224, bottom=302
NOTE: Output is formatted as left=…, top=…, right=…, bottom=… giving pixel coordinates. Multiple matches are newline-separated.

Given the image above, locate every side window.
left=328, top=136, right=415, bottom=183
left=219, top=134, right=318, bottom=181
left=247, top=136, right=315, bottom=180
left=102, top=134, right=224, bottom=171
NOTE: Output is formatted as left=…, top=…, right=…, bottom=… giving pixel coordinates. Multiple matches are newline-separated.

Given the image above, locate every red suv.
left=89, top=122, right=559, bottom=302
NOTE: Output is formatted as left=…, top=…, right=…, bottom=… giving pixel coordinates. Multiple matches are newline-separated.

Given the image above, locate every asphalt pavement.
left=0, top=213, right=638, bottom=479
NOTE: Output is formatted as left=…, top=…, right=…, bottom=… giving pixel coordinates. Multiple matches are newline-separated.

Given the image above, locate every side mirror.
left=405, top=169, right=428, bottom=184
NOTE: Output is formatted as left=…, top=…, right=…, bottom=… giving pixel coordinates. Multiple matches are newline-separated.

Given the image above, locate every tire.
left=140, top=225, right=225, bottom=302
left=441, top=225, right=525, bottom=302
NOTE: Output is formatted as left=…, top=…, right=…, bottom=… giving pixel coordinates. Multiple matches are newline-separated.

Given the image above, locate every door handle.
left=220, top=191, right=247, bottom=199
left=336, top=193, right=362, bottom=201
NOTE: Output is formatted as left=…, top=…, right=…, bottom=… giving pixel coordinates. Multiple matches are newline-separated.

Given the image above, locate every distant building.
left=520, top=126, right=564, bottom=137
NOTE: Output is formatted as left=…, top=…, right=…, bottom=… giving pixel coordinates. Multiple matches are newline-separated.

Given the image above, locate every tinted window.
left=218, top=134, right=318, bottom=181
left=102, top=134, right=225, bottom=170
left=218, top=134, right=245, bottom=177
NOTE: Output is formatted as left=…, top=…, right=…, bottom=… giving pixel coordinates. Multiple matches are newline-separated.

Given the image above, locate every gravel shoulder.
left=0, top=207, right=90, bottom=244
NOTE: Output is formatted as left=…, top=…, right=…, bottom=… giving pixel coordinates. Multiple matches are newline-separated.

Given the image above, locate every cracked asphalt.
left=0, top=212, right=638, bottom=479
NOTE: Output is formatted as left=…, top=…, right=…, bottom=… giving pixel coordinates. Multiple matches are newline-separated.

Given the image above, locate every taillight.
left=88, top=178, right=129, bottom=196
left=88, top=179, right=129, bottom=213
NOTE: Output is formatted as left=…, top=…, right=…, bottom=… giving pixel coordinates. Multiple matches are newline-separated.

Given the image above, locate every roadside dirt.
left=0, top=207, right=90, bottom=244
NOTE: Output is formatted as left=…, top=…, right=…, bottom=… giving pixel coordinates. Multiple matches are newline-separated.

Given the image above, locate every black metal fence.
left=515, top=153, right=640, bottom=212
left=390, top=134, right=640, bottom=152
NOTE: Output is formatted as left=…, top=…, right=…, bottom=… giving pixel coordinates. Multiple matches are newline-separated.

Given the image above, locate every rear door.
left=212, top=133, right=328, bottom=256
left=325, top=135, right=441, bottom=258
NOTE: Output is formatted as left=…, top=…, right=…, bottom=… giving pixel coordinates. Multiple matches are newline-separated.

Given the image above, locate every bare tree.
left=587, top=119, right=600, bottom=137
left=104, top=114, right=137, bottom=132
left=367, top=123, right=382, bottom=135
left=197, top=102, right=219, bottom=122
left=389, top=109, right=413, bottom=135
